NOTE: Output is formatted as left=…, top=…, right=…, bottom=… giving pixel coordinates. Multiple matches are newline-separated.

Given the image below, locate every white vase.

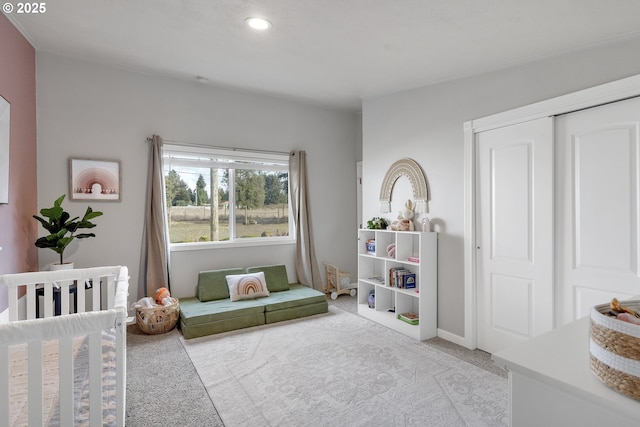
left=49, top=262, right=74, bottom=271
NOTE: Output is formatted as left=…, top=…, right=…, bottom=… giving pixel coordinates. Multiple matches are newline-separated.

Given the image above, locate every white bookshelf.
left=357, top=229, right=437, bottom=340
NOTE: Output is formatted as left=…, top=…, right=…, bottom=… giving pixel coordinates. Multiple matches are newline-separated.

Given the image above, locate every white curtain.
left=290, top=151, right=322, bottom=289
left=138, top=135, right=170, bottom=299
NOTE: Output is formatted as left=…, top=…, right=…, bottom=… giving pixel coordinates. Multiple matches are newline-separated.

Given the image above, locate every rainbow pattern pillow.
left=225, top=272, right=270, bottom=302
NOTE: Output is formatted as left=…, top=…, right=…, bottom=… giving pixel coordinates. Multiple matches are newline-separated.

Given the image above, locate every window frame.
left=163, top=144, right=295, bottom=250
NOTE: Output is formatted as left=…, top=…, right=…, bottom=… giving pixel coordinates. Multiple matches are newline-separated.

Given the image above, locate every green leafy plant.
left=33, top=194, right=103, bottom=265
left=366, top=217, right=389, bottom=230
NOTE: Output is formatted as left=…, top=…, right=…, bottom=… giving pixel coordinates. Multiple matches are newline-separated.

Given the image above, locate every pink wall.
left=0, top=14, right=38, bottom=311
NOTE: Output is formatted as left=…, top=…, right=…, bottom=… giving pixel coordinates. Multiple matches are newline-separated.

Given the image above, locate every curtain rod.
left=146, top=136, right=290, bottom=157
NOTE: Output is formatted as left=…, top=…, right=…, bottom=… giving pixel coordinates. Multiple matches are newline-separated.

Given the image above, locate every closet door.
left=476, top=117, right=554, bottom=354
left=556, top=97, right=640, bottom=326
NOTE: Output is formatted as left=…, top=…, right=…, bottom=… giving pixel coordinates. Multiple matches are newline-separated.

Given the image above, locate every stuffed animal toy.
left=390, top=199, right=415, bottom=231
left=132, top=297, right=155, bottom=309
left=368, top=289, right=375, bottom=308
left=155, top=287, right=170, bottom=304
left=400, top=200, right=415, bottom=231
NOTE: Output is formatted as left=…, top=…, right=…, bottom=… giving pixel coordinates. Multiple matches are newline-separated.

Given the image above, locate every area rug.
left=180, top=306, right=508, bottom=427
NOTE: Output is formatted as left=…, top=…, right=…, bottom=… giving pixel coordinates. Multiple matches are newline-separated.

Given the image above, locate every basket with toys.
left=590, top=298, right=640, bottom=401
left=133, top=287, right=179, bottom=334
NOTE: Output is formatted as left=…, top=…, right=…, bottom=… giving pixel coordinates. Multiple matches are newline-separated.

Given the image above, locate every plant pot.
left=49, top=262, right=74, bottom=271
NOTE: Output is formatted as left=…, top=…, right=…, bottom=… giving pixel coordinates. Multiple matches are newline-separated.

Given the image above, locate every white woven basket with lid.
left=590, top=300, right=640, bottom=401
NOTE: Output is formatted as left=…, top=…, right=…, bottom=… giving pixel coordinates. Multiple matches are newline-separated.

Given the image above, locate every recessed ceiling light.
left=245, top=17, right=271, bottom=30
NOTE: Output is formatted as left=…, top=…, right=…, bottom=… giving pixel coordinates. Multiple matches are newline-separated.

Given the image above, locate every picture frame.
left=69, top=158, right=121, bottom=201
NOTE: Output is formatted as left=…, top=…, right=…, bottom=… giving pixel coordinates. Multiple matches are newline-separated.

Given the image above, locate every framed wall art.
left=69, top=158, right=121, bottom=201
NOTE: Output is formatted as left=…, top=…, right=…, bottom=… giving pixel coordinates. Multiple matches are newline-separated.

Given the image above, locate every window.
left=163, top=144, right=292, bottom=246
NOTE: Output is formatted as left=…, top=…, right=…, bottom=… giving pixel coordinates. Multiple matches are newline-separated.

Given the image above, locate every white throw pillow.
left=225, top=272, right=270, bottom=302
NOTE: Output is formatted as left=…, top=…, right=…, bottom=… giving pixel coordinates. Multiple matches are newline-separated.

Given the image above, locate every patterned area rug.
left=180, top=306, right=508, bottom=427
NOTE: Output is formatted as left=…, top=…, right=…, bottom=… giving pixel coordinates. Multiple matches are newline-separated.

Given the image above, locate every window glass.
left=163, top=145, right=291, bottom=245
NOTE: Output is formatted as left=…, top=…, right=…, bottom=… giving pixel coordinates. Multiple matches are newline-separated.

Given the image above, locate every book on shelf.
left=367, top=276, right=385, bottom=284
left=389, top=267, right=406, bottom=288
left=389, top=267, right=416, bottom=289
left=403, top=273, right=416, bottom=289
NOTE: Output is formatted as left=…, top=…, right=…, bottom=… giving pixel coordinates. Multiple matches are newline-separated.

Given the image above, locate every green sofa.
left=179, top=265, right=328, bottom=339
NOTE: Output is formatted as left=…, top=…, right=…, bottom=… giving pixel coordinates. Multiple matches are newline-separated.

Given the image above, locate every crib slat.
left=59, top=336, right=74, bottom=426
left=91, top=275, right=101, bottom=311
left=107, top=275, right=115, bottom=309
left=0, top=345, right=9, bottom=427
left=89, top=331, right=102, bottom=426
left=76, top=279, right=86, bottom=313
left=26, top=284, right=36, bottom=320
left=92, top=276, right=101, bottom=312
left=27, top=341, right=44, bottom=427
left=44, top=283, right=53, bottom=318
left=60, top=281, right=70, bottom=316
left=8, top=286, right=18, bottom=321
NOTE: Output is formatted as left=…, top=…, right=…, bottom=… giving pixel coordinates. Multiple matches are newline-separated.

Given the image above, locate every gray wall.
left=36, top=53, right=359, bottom=301
left=362, top=35, right=640, bottom=338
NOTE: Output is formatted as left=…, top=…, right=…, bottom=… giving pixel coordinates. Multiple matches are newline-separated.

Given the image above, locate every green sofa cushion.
left=180, top=296, right=266, bottom=326
left=180, top=315, right=265, bottom=339
left=265, top=302, right=328, bottom=324
left=263, top=284, right=327, bottom=312
left=246, top=264, right=290, bottom=292
left=197, top=268, right=244, bottom=302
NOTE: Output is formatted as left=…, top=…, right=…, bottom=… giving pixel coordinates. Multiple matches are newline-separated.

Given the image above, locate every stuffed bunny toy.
left=399, top=199, right=415, bottom=231
left=390, top=199, right=415, bottom=231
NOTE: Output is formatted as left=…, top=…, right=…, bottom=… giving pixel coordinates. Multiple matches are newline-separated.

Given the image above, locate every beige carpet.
left=181, top=306, right=508, bottom=427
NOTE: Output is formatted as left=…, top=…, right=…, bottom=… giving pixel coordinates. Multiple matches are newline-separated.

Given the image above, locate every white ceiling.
left=7, top=0, right=640, bottom=111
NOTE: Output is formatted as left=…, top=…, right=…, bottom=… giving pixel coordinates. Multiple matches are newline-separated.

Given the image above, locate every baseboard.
left=437, top=328, right=475, bottom=350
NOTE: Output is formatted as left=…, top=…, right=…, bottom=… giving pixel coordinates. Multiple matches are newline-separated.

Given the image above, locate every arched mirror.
left=379, top=158, right=429, bottom=214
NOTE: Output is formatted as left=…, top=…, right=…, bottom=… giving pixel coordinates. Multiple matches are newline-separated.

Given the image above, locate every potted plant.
left=366, top=217, right=389, bottom=230
left=33, top=194, right=103, bottom=267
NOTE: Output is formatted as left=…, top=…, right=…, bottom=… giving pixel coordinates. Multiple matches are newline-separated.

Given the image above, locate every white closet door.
left=476, top=117, right=554, bottom=354
left=556, top=97, right=640, bottom=326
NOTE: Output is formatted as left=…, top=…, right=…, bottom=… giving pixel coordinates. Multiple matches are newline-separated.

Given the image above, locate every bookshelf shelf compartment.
left=357, top=229, right=437, bottom=340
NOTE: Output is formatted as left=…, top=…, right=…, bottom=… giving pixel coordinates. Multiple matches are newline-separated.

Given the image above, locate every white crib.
left=0, top=266, right=129, bottom=427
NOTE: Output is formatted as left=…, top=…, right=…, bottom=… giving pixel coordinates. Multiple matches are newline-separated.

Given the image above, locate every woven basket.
left=590, top=300, right=640, bottom=401
left=136, top=297, right=179, bottom=335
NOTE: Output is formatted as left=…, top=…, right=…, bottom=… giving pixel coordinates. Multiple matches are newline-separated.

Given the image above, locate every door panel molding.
left=490, top=142, right=533, bottom=262
left=490, top=273, right=532, bottom=338
left=573, top=127, right=638, bottom=274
